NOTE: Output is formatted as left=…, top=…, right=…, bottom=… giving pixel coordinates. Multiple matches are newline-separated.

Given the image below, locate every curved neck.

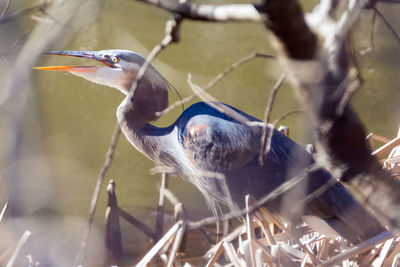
left=116, top=72, right=172, bottom=163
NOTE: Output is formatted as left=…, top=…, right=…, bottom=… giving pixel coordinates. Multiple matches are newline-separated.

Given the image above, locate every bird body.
left=36, top=49, right=386, bottom=243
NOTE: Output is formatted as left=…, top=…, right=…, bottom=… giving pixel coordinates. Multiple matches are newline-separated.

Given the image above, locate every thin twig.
left=0, top=0, right=11, bottom=17
left=271, top=110, right=303, bottom=126
left=0, top=31, right=31, bottom=58
left=372, top=137, right=400, bottom=157
left=0, top=1, right=50, bottom=24
left=263, top=74, right=286, bottom=128
left=156, top=53, right=275, bottom=117
left=166, top=223, right=185, bottom=267
left=162, top=187, right=216, bottom=245
left=0, top=200, right=8, bottom=222
left=137, top=0, right=261, bottom=22
left=156, top=172, right=168, bottom=240
left=336, top=74, right=361, bottom=117
left=373, top=6, right=400, bottom=45
left=187, top=74, right=256, bottom=127
left=360, top=11, right=377, bottom=54
left=129, top=15, right=181, bottom=97
left=136, top=221, right=184, bottom=267
left=74, top=122, right=121, bottom=265
left=258, top=109, right=303, bottom=168
left=205, top=241, right=224, bottom=267
left=187, top=164, right=320, bottom=231
left=6, top=231, right=31, bottom=267
left=321, top=231, right=393, bottom=266
left=245, top=195, right=256, bottom=267
left=257, top=206, right=322, bottom=265
left=118, top=208, right=157, bottom=239
left=258, top=73, right=285, bottom=165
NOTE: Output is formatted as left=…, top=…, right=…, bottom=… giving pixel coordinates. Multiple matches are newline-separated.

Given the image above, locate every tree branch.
left=373, top=5, right=400, bottom=45
left=257, top=0, right=400, bottom=232
left=137, top=0, right=261, bottom=22
left=0, top=1, right=50, bottom=24
left=156, top=53, right=274, bottom=117
left=258, top=73, right=285, bottom=165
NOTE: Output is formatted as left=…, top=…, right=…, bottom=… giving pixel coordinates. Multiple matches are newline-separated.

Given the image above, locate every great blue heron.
left=36, top=49, right=385, bottom=243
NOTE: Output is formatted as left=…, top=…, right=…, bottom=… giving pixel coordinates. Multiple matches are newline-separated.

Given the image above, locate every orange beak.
left=34, top=50, right=115, bottom=72
left=34, top=65, right=100, bottom=72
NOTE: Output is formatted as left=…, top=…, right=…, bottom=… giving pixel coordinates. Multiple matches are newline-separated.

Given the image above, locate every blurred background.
left=0, top=0, right=399, bottom=265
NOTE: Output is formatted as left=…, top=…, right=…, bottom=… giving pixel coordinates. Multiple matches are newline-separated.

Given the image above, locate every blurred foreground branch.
left=257, top=0, right=400, bottom=231
left=138, top=0, right=261, bottom=22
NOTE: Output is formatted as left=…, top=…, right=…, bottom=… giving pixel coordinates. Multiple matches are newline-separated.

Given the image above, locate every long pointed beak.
left=34, top=50, right=114, bottom=72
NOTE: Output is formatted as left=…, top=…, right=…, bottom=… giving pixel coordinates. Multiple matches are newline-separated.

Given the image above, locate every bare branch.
left=0, top=31, right=31, bottom=58
left=375, top=0, right=400, bottom=3
left=259, top=109, right=303, bottom=166
left=336, top=75, right=361, bottom=117
left=258, top=0, right=317, bottom=60
left=263, top=74, right=286, bottom=127
left=75, top=122, right=121, bottom=265
left=0, top=0, right=11, bottom=17
left=360, top=11, right=377, bottom=54
left=118, top=208, right=157, bottom=240
left=187, top=74, right=257, bottom=127
left=335, top=0, right=367, bottom=37
left=137, top=0, right=261, bottom=22
left=373, top=5, right=400, bottom=45
left=136, top=221, right=184, bottom=267
left=257, top=0, right=400, bottom=233
left=271, top=110, right=303, bottom=126
left=6, top=231, right=31, bottom=267
left=130, top=15, right=182, bottom=97
left=187, top=164, right=320, bottom=230
left=322, top=231, right=393, bottom=266
left=0, top=1, right=50, bottom=24
left=156, top=52, right=274, bottom=117
left=258, top=73, right=285, bottom=165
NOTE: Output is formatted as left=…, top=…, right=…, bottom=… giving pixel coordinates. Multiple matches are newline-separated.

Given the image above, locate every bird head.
left=35, top=50, right=164, bottom=96
left=35, top=49, right=170, bottom=122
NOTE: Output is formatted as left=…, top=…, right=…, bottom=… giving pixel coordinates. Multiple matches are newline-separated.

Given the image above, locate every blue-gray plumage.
left=36, top=49, right=386, bottom=244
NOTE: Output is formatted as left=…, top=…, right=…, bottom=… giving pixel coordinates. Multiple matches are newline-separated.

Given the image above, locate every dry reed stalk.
left=254, top=214, right=276, bottom=245
left=193, top=212, right=397, bottom=266
left=166, top=224, right=185, bottom=267
left=245, top=196, right=256, bottom=267
left=254, top=248, right=263, bottom=267
left=6, top=230, right=31, bottom=267
left=373, top=238, right=394, bottom=267
left=136, top=220, right=183, bottom=267
left=252, top=239, right=274, bottom=265
left=0, top=244, right=17, bottom=265
left=257, top=206, right=322, bottom=265
left=372, top=137, right=400, bottom=158
left=222, top=241, right=243, bottom=267
left=322, top=231, right=393, bottom=266
left=205, top=225, right=245, bottom=257
left=205, top=241, right=224, bottom=267
left=383, top=237, right=400, bottom=266
left=156, top=172, right=168, bottom=240
left=367, top=133, right=392, bottom=146
left=0, top=200, right=8, bottom=223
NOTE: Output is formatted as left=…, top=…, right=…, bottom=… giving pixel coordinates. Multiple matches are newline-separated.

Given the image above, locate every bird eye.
left=111, top=56, right=119, bottom=63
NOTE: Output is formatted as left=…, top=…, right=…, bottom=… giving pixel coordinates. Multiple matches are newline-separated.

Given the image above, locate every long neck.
left=116, top=70, right=173, bottom=164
